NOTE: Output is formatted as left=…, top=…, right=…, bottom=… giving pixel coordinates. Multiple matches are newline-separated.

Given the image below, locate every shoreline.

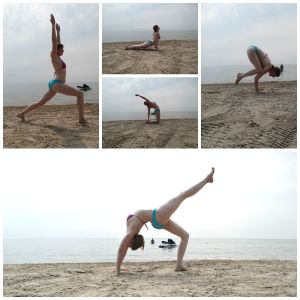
left=3, top=103, right=99, bottom=148
left=201, top=81, right=297, bottom=148
left=102, top=118, right=198, bottom=148
left=4, top=260, right=296, bottom=296
left=102, top=40, right=198, bottom=74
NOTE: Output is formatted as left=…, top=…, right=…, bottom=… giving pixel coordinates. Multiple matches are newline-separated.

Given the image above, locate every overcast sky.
left=3, top=3, right=99, bottom=84
left=3, top=150, right=296, bottom=240
left=103, top=77, right=198, bottom=117
left=103, top=3, right=198, bottom=32
left=202, top=3, right=297, bottom=66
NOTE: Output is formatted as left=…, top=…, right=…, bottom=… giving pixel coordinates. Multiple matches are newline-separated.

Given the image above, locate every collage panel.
left=102, top=3, right=198, bottom=74
left=3, top=3, right=99, bottom=148
left=201, top=3, right=297, bottom=148
left=102, top=77, right=198, bottom=148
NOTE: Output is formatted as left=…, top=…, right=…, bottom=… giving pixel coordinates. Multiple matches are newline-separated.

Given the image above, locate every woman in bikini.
left=125, top=25, right=160, bottom=50
left=117, top=167, right=215, bottom=274
left=17, top=14, right=87, bottom=124
left=135, top=94, right=160, bottom=124
left=235, top=45, right=283, bottom=93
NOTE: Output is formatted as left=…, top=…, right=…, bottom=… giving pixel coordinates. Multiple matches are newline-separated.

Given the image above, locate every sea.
left=3, top=82, right=99, bottom=107
left=102, top=111, right=198, bottom=122
left=202, top=64, right=297, bottom=84
left=103, top=30, right=198, bottom=43
left=3, top=238, right=296, bottom=264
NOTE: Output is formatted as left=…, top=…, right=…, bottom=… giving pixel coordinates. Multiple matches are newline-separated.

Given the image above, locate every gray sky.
left=3, top=3, right=99, bottom=84
left=202, top=3, right=297, bottom=66
left=103, top=3, right=198, bottom=32
left=3, top=150, right=296, bottom=240
left=103, top=77, right=198, bottom=116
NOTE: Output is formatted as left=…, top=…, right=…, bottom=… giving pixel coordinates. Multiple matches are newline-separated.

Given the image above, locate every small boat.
left=77, top=84, right=91, bottom=91
left=159, top=238, right=177, bottom=249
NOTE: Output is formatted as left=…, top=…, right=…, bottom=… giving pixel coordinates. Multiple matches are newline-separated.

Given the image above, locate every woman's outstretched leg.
left=52, top=84, right=88, bottom=124
left=125, top=42, right=149, bottom=50
left=157, top=167, right=215, bottom=224
left=17, top=90, right=56, bottom=121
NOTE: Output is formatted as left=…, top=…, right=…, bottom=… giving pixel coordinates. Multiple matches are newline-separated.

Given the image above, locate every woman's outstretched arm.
left=135, top=94, right=151, bottom=103
left=56, top=23, right=61, bottom=44
left=50, top=14, right=57, bottom=55
left=254, top=66, right=271, bottom=92
left=117, top=233, right=132, bottom=274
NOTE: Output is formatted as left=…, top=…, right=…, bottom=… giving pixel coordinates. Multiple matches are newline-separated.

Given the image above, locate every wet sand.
left=201, top=81, right=297, bottom=148
left=3, top=104, right=99, bottom=148
left=102, top=40, right=197, bottom=74
left=102, top=118, right=198, bottom=148
left=3, top=260, right=296, bottom=297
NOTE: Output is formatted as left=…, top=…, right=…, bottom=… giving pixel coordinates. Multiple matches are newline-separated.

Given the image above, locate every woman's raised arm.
left=56, top=23, right=61, bottom=44
left=50, top=14, right=57, bottom=56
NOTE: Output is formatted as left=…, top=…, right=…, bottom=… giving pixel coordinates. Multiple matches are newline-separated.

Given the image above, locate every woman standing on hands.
left=125, top=25, right=160, bottom=50
left=17, top=14, right=88, bottom=124
left=135, top=94, right=160, bottom=124
left=235, top=45, right=283, bottom=93
left=117, top=167, right=215, bottom=274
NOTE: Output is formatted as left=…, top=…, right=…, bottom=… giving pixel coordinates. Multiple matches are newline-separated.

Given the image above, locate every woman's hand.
left=50, top=14, right=55, bottom=25
left=56, top=23, right=60, bottom=32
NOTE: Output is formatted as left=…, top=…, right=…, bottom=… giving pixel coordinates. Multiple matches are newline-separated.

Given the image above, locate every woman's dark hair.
left=144, top=101, right=149, bottom=106
left=57, top=43, right=64, bottom=50
left=131, top=234, right=145, bottom=251
left=272, top=64, right=284, bottom=77
left=153, top=25, right=159, bottom=32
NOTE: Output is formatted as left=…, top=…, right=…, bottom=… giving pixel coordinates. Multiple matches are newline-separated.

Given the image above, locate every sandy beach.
left=201, top=81, right=297, bottom=148
left=102, top=40, right=197, bottom=74
left=3, top=260, right=296, bottom=297
left=3, top=104, right=99, bottom=148
left=102, top=118, right=197, bottom=148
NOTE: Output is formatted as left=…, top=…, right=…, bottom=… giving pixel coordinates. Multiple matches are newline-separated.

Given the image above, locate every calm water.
left=4, top=238, right=296, bottom=264
left=102, top=111, right=198, bottom=121
left=202, top=64, right=297, bottom=84
left=3, top=82, right=99, bottom=106
left=103, top=30, right=198, bottom=43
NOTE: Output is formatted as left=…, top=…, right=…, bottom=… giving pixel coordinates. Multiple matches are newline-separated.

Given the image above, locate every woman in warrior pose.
left=135, top=94, right=160, bottom=124
left=125, top=25, right=160, bottom=50
left=235, top=45, right=283, bottom=93
left=17, top=14, right=87, bottom=124
left=117, top=167, right=215, bottom=274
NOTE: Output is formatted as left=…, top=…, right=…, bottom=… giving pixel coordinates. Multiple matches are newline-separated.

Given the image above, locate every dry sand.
left=3, top=104, right=99, bottom=148
left=3, top=260, right=296, bottom=297
left=102, top=40, right=197, bottom=74
left=201, top=81, right=297, bottom=148
left=102, top=119, right=198, bottom=148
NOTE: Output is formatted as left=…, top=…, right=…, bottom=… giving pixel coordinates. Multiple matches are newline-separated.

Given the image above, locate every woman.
left=235, top=45, right=283, bottom=92
left=125, top=25, right=160, bottom=50
left=17, top=14, right=87, bottom=124
left=117, top=167, right=215, bottom=274
left=135, top=94, right=160, bottom=124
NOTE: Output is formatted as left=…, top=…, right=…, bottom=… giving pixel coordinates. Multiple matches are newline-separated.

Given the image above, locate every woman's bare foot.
left=206, top=167, right=215, bottom=183
left=175, top=266, right=187, bottom=272
left=124, top=47, right=129, bottom=50
left=79, top=118, right=88, bottom=125
left=17, top=113, right=25, bottom=122
left=235, top=73, right=243, bottom=85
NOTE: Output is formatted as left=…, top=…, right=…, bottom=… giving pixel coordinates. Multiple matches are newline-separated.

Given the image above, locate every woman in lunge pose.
left=17, top=14, right=87, bottom=124
left=125, top=25, right=160, bottom=50
left=235, top=45, right=283, bottom=93
left=117, top=167, right=215, bottom=274
left=135, top=94, right=160, bottom=124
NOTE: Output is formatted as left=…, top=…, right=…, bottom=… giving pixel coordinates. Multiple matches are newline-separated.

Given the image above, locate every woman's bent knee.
left=181, top=231, right=189, bottom=240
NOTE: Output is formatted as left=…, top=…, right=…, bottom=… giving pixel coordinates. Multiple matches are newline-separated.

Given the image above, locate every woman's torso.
left=51, top=55, right=66, bottom=82
left=148, top=101, right=159, bottom=109
left=126, top=209, right=152, bottom=233
left=251, top=46, right=271, bottom=67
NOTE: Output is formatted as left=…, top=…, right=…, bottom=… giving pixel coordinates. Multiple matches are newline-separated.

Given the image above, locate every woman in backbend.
left=235, top=45, right=283, bottom=93
left=117, top=167, right=215, bottom=274
left=17, top=14, right=88, bottom=124
left=125, top=25, right=161, bottom=50
left=135, top=94, right=160, bottom=124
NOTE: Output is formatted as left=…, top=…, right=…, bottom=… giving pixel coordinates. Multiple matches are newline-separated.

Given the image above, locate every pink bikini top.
left=61, top=59, right=66, bottom=69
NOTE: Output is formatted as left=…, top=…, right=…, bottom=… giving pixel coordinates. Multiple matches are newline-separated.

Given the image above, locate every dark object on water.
left=159, top=238, right=177, bottom=249
left=151, top=238, right=155, bottom=244
left=77, top=84, right=91, bottom=91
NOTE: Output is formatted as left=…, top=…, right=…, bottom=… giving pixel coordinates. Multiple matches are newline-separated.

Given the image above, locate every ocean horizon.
left=202, top=64, right=297, bottom=84
left=4, top=238, right=296, bottom=264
